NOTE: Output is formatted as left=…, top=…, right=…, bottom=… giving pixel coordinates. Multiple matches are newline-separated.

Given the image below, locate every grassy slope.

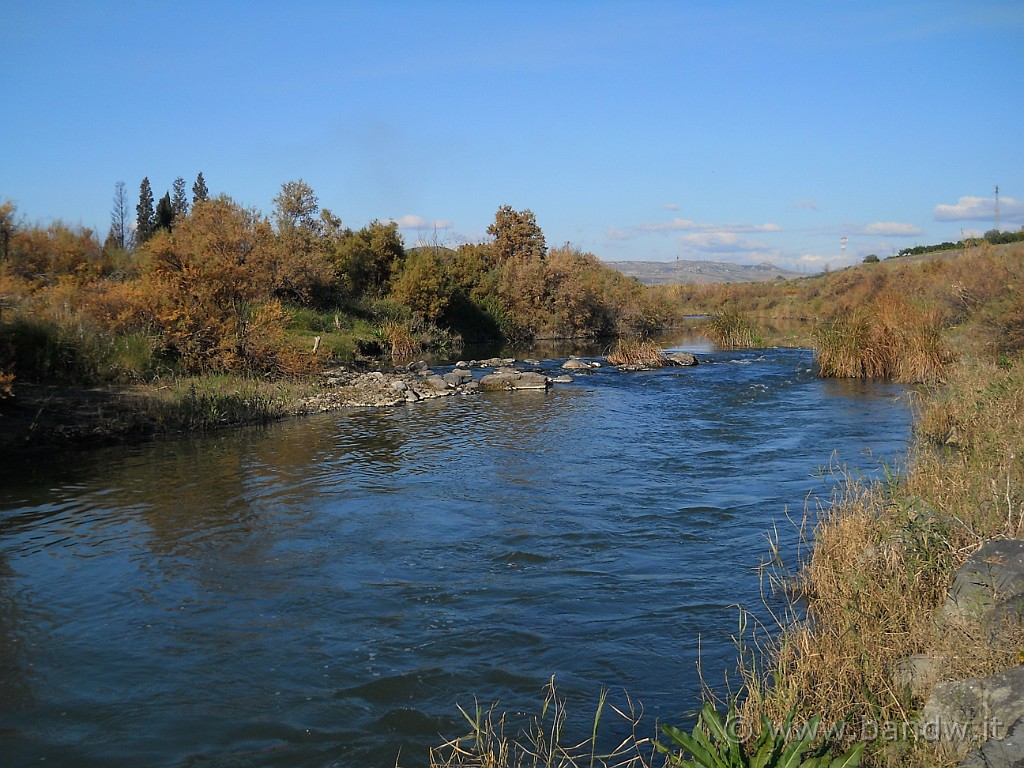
left=430, top=241, right=1024, bottom=768
left=692, top=241, right=1024, bottom=766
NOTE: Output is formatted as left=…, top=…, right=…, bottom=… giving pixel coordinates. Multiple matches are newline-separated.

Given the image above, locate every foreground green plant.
left=658, top=702, right=864, bottom=768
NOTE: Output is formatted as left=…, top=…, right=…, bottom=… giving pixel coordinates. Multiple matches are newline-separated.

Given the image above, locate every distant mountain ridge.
left=603, top=259, right=808, bottom=285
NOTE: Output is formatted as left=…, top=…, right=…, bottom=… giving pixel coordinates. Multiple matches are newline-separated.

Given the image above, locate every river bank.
left=0, top=348, right=699, bottom=459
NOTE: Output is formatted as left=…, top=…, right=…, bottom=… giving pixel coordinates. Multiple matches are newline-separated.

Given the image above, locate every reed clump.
left=606, top=337, right=668, bottom=368
left=703, top=310, right=763, bottom=349
left=813, top=293, right=947, bottom=383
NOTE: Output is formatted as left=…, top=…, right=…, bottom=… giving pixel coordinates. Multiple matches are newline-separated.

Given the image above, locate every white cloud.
left=639, top=217, right=782, bottom=234
left=860, top=221, right=923, bottom=237
left=799, top=253, right=830, bottom=264
left=662, top=202, right=680, bottom=211
left=607, top=227, right=633, bottom=241
left=393, top=214, right=454, bottom=230
left=934, top=195, right=1024, bottom=223
left=676, top=232, right=770, bottom=253
left=793, top=199, right=818, bottom=211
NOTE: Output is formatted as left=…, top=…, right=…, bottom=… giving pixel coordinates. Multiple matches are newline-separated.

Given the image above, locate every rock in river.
left=478, top=371, right=550, bottom=391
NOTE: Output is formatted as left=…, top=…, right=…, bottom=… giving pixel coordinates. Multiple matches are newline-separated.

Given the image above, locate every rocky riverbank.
left=0, top=352, right=700, bottom=458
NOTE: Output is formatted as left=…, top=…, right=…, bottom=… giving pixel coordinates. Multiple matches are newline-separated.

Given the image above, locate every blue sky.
left=4, top=1, right=1023, bottom=272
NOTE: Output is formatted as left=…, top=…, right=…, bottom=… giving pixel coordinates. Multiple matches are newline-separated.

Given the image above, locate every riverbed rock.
left=548, top=374, right=574, bottom=384
left=666, top=352, right=700, bottom=366
left=421, top=375, right=451, bottom=391
left=389, top=380, right=409, bottom=392
left=942, top=540, right=1024, bottom=626
left=478, top=371, right=550, bottom=391
left=443, top=369, right=473, bottom=386
left=478, top=357, right=516, bottom=368
left=562, top=358, right=592, bottom=370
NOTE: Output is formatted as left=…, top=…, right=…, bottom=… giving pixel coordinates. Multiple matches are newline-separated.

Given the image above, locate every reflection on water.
left=0, top=345, right=911, bottom=767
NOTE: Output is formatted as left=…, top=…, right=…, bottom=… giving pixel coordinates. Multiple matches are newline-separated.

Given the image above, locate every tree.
left=1, top=199, right=20, bottom=261
left=192, top=172, right=209, bottom=205
left=272, top=179, right=321, bottom=235
left=142, top=196, right=285, bottom=373
left=136, top=177, right=155, bottom=244
left=155, top=192, right=175, bottom=232
left=171, top=176, right=189, bottom=220
left=863, top=254, right=880, bottom=264
left=487, top=205, right=547, bottom=263
left=110, top=180, right=130, bottom=250
left=329, top=220, right=406, bottom=297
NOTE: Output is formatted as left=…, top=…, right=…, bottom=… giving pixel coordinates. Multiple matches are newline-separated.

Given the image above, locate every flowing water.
left=0, top=342, right=912, bottom=767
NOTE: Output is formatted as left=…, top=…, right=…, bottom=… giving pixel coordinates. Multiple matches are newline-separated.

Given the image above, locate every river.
left=0, top=341, right=912, bottom=767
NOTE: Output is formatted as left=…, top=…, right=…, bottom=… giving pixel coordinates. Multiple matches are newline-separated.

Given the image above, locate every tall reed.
left=813, top=293, right=946, bottom=382
left=703, top=310, right=763, bottom=348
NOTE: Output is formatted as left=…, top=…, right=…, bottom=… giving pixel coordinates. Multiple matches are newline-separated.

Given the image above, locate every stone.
left=959, top=716, right=1024, bottom=768
left=562, top=358, right=592, bottom=370
left=943, top=540, right=1024, bottom=625
left=409, top=360, right=429, bottom=372
left=894, top=654, right=944, bottom=699
left=455, top=360, right=470, bottom=369
left=478, top=371, right=550, bottom=391
left=548, top=375, right=574, bottom=384
left=920, top=665, right=1024, bottom=752
left=666, top=352, right=700, bottom=366
left=422, top=375, right=451, bottom=391
left=443, top=369, right=473, bottom=387
left=389, top=380, right=408, bottom=392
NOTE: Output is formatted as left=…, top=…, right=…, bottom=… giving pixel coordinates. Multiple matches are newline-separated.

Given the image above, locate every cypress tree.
left=192, top=172, right=209, bottom=205
left=155, top=192, right=174, bottom=232
left=171, top=176, right=189, bottom=220
left=136, top=177, right=155, bottom=244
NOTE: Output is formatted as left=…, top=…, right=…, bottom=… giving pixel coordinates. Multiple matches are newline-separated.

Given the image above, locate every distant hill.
left=603, top=259, right=809, bottom=285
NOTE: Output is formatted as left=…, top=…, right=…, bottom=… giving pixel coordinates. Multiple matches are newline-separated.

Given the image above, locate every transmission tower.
left=841, top=236, right=848, bottom=262
left=995, top=185, right=1001, bottom=233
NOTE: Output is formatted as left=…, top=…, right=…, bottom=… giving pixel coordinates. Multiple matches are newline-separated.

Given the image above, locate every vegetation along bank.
left=431, top=239, right=1024, bottom=768
left=4, top=178, right=1024, bottom=766
left=0, top=177, right=677, bottom=454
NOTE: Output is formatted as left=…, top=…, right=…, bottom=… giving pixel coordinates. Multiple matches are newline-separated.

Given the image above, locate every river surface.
left=0, top=342, right=912, bottom=767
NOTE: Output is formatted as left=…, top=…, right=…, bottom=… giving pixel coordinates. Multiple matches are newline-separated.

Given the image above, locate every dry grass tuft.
left=379, top=319, right=420, bottom=361
left=431, top=677, right=653, bottom=768
left=607, top=338, right=668, bottom=368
